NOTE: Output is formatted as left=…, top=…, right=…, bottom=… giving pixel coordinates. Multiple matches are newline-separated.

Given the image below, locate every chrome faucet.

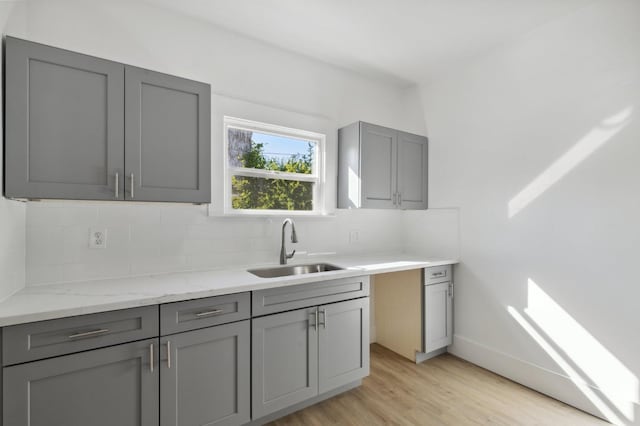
left=280, top=218, right=298, bottom=265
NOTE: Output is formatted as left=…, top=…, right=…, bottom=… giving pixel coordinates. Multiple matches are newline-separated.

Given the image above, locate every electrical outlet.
left=89, top=228, right=107, bottom=249
left=349, top=230, right=360, bottom=244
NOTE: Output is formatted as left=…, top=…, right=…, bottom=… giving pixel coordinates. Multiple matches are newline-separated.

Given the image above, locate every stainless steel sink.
left=248, top=263, right=343, bottom=278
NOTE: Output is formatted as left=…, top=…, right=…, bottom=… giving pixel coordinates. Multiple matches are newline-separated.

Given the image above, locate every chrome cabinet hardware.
left=68, top=329, right=110, bottom=340
left=310, top=309, right=318, bottom=329
left=149, top=343, right=154, bottom=373
left=195, top=309, right=223, bottom=317
left=319, top=309, right=327, bottom=328
left=114, top=172, right=119, bottom=199
left=166, top=341, right=171, bottom=369
left=431, top=271, right=446, bottom=278
left=398, top=192, right=402, bottom=205
left=130, top=173, right=135, bottom=198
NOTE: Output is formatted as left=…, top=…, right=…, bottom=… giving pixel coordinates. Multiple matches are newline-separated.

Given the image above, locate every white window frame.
left=223, top=116, right=326, bottom=216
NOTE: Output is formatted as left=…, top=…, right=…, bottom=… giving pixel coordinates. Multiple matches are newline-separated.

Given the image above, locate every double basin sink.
left=248, top=263, right=343, bottom=278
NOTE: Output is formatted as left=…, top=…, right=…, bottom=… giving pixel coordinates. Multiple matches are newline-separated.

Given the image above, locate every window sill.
left=207, top=205, right=336, bottom=219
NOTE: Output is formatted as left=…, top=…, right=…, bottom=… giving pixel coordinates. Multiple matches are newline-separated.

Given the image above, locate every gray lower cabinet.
left=252, top=307, right=319, bottom=419
left=338, top=121, right=428, bottom=210
left=424, top=266, right=454, bottom=353
left=160, top=320, right=250, bottom=426
left=252, top=298, right=370, bottom=420
left=3, top=338, right=159, bottom=426
left=318, top=298, right=369, bottom=394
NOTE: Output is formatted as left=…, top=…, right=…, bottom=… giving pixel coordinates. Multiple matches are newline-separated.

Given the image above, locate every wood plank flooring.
left=269, top=344, right=608, bottom=426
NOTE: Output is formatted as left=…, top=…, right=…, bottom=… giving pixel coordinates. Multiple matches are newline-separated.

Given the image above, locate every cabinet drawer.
left=252, top=275, right=370, bottom=317
left=160, top=292, right=250, bottom=335
left=424, top=265, right=452, bottom=285
left=2, top=305, right=159, bottom=366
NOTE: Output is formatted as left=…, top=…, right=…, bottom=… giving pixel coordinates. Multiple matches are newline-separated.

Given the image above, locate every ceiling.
left=143, top=0, right=595, bottom=87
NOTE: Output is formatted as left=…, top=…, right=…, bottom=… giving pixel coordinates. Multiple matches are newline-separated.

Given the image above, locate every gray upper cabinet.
left=125, top=66, right=211, bottom=203
left=318, top=298, right=370, bottom=394
left=397, top=131, right=428, bottom=209
left=360, top=123, right=397, bottom=209
left=3, top=338, right=159, bottom=426
left=160, top=321, right=250, bottom=426
left=4, top=36, right=125, bottom=200
left=4, top=37, right=211, bottom=203
left=338, top=121, right=428, bottom=210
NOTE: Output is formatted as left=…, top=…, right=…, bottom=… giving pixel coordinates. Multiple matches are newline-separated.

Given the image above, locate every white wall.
left=17, top=0, right=429, bottom=285
left=421, top=1, right=640, bottom=424
left=0, top=2, right=27, bottom=301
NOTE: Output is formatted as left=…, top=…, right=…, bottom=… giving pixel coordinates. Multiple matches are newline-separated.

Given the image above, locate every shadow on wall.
left=508, top=106, right=634, bottom=218
left=508, top=278, right=638, bottom=425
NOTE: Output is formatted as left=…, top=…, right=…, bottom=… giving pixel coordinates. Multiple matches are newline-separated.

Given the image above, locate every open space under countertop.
left=0, top=253, right=458, bottom=327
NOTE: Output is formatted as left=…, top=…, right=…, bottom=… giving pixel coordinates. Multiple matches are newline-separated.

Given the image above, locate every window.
left=224, top=117, right=325, bottom=215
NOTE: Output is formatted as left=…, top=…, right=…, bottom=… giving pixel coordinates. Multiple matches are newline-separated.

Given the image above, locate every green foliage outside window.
left=231, top=140, right=315, bottom=211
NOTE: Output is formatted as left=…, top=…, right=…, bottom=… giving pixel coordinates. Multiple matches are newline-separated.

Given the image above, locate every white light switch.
left=89, top=228, right=107, bottom=249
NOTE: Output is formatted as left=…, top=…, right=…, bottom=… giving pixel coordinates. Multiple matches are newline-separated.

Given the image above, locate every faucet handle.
left=287, top=249, right=296, bottom=259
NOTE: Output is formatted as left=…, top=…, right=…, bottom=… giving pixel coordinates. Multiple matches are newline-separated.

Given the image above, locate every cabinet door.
left=125, top=66, right=211, bottom=203
left=161, top=321, right=250, bottom=426
left=318, top=298, right=370, bottom=393
left=424, top=282, right=453, bottom=353
left=3, top=339, right=159, bottom=426
left=360, top=122, right=397, bottom=209
left=397, top=131, right=428, bottom=210
left=252, top=307, right=318, bottom=419
left=4, top=37, right=125, bottom=200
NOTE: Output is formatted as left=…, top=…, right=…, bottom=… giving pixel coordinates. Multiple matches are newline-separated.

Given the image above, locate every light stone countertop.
left=0, top=253, right=458, bottom=327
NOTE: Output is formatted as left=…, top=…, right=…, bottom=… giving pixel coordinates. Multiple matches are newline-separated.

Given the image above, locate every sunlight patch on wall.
left=508, top=107, right=633, bottom=218
left=508, top=278, right=638, bottom=424
left=507, top=306, right=626, bottom=425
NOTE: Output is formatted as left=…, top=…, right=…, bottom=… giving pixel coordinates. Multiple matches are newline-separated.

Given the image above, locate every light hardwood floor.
left=269, top=344, right=607, bottom=425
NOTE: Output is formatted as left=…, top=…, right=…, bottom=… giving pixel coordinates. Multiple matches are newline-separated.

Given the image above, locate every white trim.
left=223, top=116, right=327, bottom=215
left=229, top=167, right=318, bottom=182
left=450, top=334, right=638, bottom=424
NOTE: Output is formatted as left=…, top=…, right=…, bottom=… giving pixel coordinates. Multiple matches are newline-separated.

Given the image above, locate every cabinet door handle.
left=195, top=309, right=223, bottom=317
left=114, top=172, right=119, bottom=199
left=320, top=309, right=327, bottom=328
left=398, top=192, right=402, bottom=206
left=68, top=329, right=110, bottom=339
left=166, top=341, right=171, bottom=369
left=449, top=283, right=453, bottom=298
left=149, top=343, right=154, bottom=373
left=310, top=309, right=318, bottom=329
left=130, top=173, right=135, bottom=199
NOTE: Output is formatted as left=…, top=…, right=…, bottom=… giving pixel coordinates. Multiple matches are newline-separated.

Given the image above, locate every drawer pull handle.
left=68, top=329, right=110, bottom=339
left=195, top=309, right=224, bottom=317
left=431, top=271, right=446, bottom=278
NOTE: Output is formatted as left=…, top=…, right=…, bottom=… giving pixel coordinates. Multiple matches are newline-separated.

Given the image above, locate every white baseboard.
left=450, top=335, right=639, bottom=426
